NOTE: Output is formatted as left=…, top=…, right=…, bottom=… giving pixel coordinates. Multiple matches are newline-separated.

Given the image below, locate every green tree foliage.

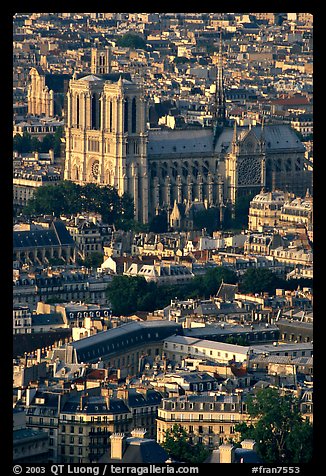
left=149, top=212, right=168, bottom=233
left=162, top=424, right=209, bottom=464
left=13, top=130, right=63, bottom=155
left=23, top=181, right=134, bottom=225
left=83, top=252, right=104, bottom=269
left=235, top=388, right=313, bottom=464
left=240, top=268, right=283, bottom=295
left=116, top=33, right=146, bottom=49
left=106, top=276, right=153, bottom=316
left=106, top=266, right=237, bottom=315
left=193, top=208, right=220, bottom=234
left=24, top=183, right=71, bottom=217
left=186, top=266, right=237, bottom=299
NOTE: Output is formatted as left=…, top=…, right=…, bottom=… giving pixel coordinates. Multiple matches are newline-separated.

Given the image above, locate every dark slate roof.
left=148, top=124, right=304, bottom=157
left=69, top=321, right=182, bottom=364
left=128, top=390, right=162, bottom=408
left=13, top=428, right=48, bottom=442
left=52, top=219, right=76, bottom=246
left=31, top=313, right=65, bottom=327
left=14, top=229, right=60, bottom=249
left=62, top=396, right=130, bottom=415
left=13, top=220, right=75, bottom=249
left=216, top=282, right=238, bottom=301
left=101, top=438, right=169, bottom=463
left=45, top=73, right=72, bottom=92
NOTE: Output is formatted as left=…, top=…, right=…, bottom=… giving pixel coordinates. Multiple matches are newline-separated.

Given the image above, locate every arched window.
left=76, top=95, right=79, bottom=128
left=91, top=94, right=97, bottom=129
left=132, top=97, right=137, bottom=133
left=124, top=98, right=129, bottom=133
left=109, top=100, right=113, bottom=132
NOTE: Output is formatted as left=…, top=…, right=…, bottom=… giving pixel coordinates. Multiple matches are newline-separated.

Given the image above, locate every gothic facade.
left=64, top=75, right=311, bottom=224
left=27, top=67, right=71, bottom=117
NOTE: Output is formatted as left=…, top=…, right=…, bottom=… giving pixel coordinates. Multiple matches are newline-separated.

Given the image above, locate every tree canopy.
left=23, top=180, right=134, bottom=225
left=116, top=33, right=146, bottom=49
left=239, top=268, right=283, bottom=295
left=235, top=387, right=313, bottom=464
left=106, top=266, right=238, bottom=316
left=162, top=424, right=209, bottom=464
left=13, top=128, right=63, bottom=156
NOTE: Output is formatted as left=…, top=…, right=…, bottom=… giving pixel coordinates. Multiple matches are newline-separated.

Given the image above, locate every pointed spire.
left=213, top=28, right=226, bottom=126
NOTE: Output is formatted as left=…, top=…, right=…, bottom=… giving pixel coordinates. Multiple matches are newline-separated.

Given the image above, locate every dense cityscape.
left=13, top=13, right=313, bottom=467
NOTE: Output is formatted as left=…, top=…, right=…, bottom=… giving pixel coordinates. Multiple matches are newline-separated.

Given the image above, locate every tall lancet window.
left=132, top=97, right=137, bottom=133
left=109, top=100, right=113, bottom=132
left=98, top=95, right=101, bottom=130
left=91, top=94, right=101, bottom=129
left=124, top=98, right=129, bottom=133
left=76, top=95, right=80, bottom=128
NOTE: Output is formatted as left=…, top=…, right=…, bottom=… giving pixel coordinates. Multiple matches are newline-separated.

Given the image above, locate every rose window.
left=91, top=161, right=99, bottom=179
left=237, top=156, right=261, bottom=185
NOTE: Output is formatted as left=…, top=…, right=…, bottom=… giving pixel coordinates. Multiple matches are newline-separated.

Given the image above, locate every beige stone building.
left=156, top=393, right=249, bottom=448
left=27, top=67, right=71, bottom=117
left=248, top=189, right=313, bottom=232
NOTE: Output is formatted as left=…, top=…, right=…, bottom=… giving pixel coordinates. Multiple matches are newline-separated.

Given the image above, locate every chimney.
left=110, top=433, right=126, bottom=460
left=116, top=387, right=129, bottom=401
left=131, top=428, right=147, bottom=439
left=219, top=443, right=235, bottom=463
left=240, top=439, right=257, bottom=451
left=25, top=386, right=37, bottom=407
left=17, top=387, right=23, bottom=401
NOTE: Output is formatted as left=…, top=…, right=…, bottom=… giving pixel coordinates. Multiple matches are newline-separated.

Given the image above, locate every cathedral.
left=63, top=45, right=311, bottom=224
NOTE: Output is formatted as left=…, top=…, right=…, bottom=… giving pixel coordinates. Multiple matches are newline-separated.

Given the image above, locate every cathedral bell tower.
left=64, top=74, right=149, bottom=223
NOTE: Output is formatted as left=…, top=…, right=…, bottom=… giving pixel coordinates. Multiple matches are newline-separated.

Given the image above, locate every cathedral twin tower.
left=64, top=73, right=149, bottom=223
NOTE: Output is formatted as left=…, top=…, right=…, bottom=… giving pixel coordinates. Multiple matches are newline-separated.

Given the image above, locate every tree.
left=149, top=212, right=168, bottom=233
left=188, top=266, right=237, bottom=298
left=240, top=268, right=282, bottom=295
left=116, top=33, right=146, bottom=49
left=53, top=126, right=64, bottom=156
left=23, top=181, right=135, bottom=226
left=235, top=387, right=313, bottom=464
left=193, top=208, right=220, bottom=234
left=106, top=275, right=150, bottom=316
left=83, top=252, right=104, bottom=269
left=162, top=424, right=209, bottom=464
